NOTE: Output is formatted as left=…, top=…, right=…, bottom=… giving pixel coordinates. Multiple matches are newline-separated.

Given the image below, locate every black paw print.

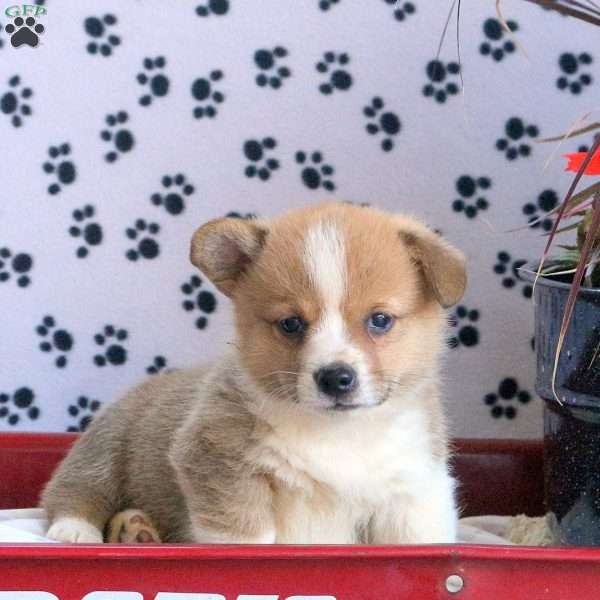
left=67, top=396, right=102, bottom=432
left=192, top=70, right=225, bottom=118
left=484, top=378, right=531, bottom=419
left=101, top=111, right=134, bottom=163
left=254, top=46, right=291, bottom=89
left=196, top=0, right=230, bottom=16
left=523, top=189, right=558, bottom=232
left=137, top=56, right=170, bottom=106
left=295, top=151, right=335, bottom=191
left=480, top=17, right=518, bottom=61
left=84, top=14, right=120, bottom=56
left=243, top=137, right=279, bottom=180
left=363, top=97, right=401, bottom=152
left=125, top=219, right=160, bottom=261
left=316, top=51, right=353, bottom=95
left=493, top=252, right=532, bottom=298
left=448, top=305, right=480, bottom=348
left=181, top=275, right=217, bottom=330
left=1, top=75, right=32, bottom=127
left=151, top=174, right=194, bottom=216
left=147, top=355, right=168, bottom=375
left=226, top=211, right=257, bottom=219
left=69, top=205, right=103, bottom=258
left=0, top=388, right=39, bottom=426
left=423, top=60, right=460, bottom=103
left=557, top=52, right=593, bottom=94
left=5, top=16, right=44, bottom=48
left=36, top=315, right=74, bottom=368
left=496, top=117, right=539, bottom=161
left=452, top=175, right=491, bottom=219
left=383, top=0, right=416, bottom=21
left=319, top=0, right=341, bottom=10
left=42, top=143, right=76, bottom=195
left=93, top=325, right=128, bottom=367
left=0, top=247, right=33, bottom=287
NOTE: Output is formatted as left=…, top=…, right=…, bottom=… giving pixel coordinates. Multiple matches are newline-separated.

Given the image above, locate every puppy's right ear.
left=190, top=218, right=268, bottom=297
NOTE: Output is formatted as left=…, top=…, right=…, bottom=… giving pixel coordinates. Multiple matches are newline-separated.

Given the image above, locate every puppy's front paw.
left=47, top=517, right=103, bottom=543
left=106, top=509, right=162, bottom=544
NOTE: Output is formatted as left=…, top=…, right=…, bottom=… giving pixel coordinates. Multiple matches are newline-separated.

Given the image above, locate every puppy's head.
left=191, top=203, right=466, bottom=415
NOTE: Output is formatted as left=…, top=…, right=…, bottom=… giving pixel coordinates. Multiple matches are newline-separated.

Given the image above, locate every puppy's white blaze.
left=303, top=220, right=346, bottom=312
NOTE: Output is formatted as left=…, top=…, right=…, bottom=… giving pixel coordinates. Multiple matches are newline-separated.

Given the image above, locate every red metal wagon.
left=1, top=433, right=599, bottom=600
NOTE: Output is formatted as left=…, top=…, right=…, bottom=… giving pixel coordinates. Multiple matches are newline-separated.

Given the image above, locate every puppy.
left=41, top=202, right=466, bottom=544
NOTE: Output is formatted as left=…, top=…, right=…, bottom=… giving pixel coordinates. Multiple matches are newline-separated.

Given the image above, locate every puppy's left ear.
left=399, top=222, right=466, bottom=308
left=190, top=217, right=268, bottom=297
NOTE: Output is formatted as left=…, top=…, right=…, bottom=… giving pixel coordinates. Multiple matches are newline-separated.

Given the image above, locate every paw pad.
left=448, top=305, right=480, bottom=348
left=316, top=51, right=353, bottom=94
left=295, top=151, right=335, bottom=191
left=0, top=246, right=33, bottom=287
left=452, top=175, right=491, bottom=219
left=151, top=174, right=194, bottom=216
left=363, top=97, right=401, bottom=152
left=484, top=378, right=531, bottom=419
left=69, top=205, right=103, bottom=258
left=181, top=275, right=217, bottom=330
left=480, top=17, right=518, bottom=61
left=254, top=46, right=291, bottom=89
left=84, top=14, right=120, bottom=56
left=1, top=75, right=33, bottom=128
left=137, top=56, right=170, bottom=106
left=522, top=189, right=558, bottom=232
left=243, top=137, right=279, bottom=180
left=36, top=315, right=74, bottom=368
left=101, top=111, right=134, bottom=163
left=67, top=396, right=102, bottom=432
left=496, top=117, right=538, bottom=161
left=192, top=70, right=225, bottom=118
left=43, top=143, right=76, bottom=195
left=557, top=52, right=593, bottom=94
left=5, top=16, right=44, bottom=48
left=125, top=219, right=160, bottom=261
left=93, top=325, right=128, bottom=367
left=423, top=60, right=460, bottom=103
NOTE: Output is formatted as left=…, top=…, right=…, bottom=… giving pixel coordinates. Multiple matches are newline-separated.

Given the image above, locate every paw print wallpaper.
left=0, top=1, right=596, bottom=438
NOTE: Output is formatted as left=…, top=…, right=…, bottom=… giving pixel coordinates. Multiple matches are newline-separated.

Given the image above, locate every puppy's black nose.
left=314, top=363, right=358, bottom=397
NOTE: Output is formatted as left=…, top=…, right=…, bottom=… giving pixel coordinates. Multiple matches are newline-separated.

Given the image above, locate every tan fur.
left=42, top=202, right=466, bottom=545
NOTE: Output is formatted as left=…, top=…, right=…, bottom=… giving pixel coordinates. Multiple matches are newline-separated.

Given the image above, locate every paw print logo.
left=243, top=137, right=280, bottom=181
left=363, top=97, right=401, bottom=152
left=67, top=396, right=102, bottom=432
left=1, top=75, right=32, bottom=127
left=423, top=60, right=460, bottom=103
left=319, top=0, right=341, bottom=10
left=254, top=46, right=291, bottom=89
left=0, top=388, right=39, bottom=426
left=93, top=325, right=128, bottom=367
left=137, top=56, right=170, bottom=106
left=496, top=117, right=539, bottom=161
left=192, top=70, right=225, bottom=119
left=36, top=315, right=74, bottom=368
left=151, top=174, right=194, bottom=216
left=42, top=143, right=76, bottom=195
left=69, top=205, right=103, bottom=258
left=101, top=111, right=134, bottom=163
left=316, top=51, right=353, bottom=95
left=181, top=275, right=217, bottom=330
left=493, top=252, right=532, bottom=298
left=125, top=219, right=160, bottom=261
left=0, top=247, right=33, bottom=287
left=484, top=378, right=531, bottom=419
left=382, top=0, right=416, bottom=22
left=448, top=305, right=480, bottom=349
left=452, top=175, right=491, bottom=219
left=5, top=16, right=44, bottom=47
left=196, top=0, right=230, bottom=16
left=84, top=14, right=120, bottom=56
left=557, top=52, right=593, bottom=94
left=147, top=355, right=168, bottom=375
left=480, top=17, right=518, bottom=61
left=295, top=151, right=335, bottom=191
left=523, top=189, right=558, bottom=232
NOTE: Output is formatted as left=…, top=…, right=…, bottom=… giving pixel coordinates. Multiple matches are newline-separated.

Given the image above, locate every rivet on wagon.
left=445, top=574, right=464, bottom=593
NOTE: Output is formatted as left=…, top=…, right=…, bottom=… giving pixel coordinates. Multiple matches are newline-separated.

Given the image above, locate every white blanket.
left=0, top=509, right=517, bottom=545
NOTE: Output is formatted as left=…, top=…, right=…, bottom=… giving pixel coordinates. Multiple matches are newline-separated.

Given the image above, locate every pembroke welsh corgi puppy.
left=42, top=201, right=466, bottom=545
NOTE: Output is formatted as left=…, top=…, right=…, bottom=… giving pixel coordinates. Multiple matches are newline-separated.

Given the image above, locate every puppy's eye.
left=366, top=312, right=394, bottom=335
left=278, top=316, right=305, bottom=336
